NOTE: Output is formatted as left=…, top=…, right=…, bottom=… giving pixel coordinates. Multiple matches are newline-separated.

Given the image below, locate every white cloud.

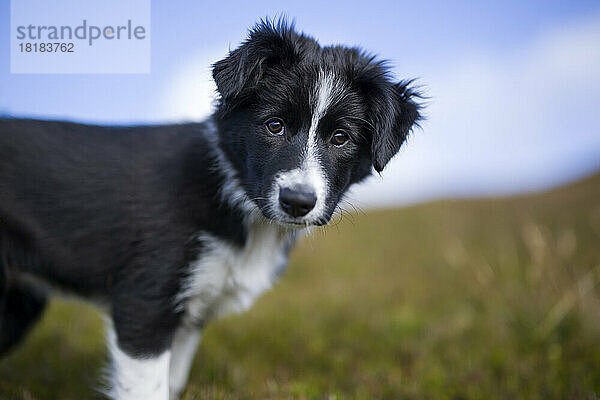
left=159, top=49, right=221, bottom=122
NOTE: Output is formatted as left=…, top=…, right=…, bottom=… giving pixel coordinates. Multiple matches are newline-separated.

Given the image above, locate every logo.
left=11, top=0, right=151, bottom=74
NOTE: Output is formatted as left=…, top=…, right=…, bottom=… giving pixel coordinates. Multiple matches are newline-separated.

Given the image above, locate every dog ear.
left=357, top=62, right=422, bottom=172
left=212, top=20, right=302, bottom=104
left=372, top=81, right=421, bottom=172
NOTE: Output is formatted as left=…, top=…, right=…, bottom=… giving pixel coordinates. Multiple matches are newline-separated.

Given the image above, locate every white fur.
left=106, top=326, right=171, bottom=400
left=169, top=325, right=201, bottom=399
left=167, top=223, right=294, bottom=398
left=270, top=71, right=342, bottom=223
left=177, top=223, right=292, bottom=324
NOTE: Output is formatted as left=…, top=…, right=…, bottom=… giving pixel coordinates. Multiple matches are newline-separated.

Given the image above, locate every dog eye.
left=330, top=130, right=350, bottom=147
left=265, top=118, right=285, bottom=136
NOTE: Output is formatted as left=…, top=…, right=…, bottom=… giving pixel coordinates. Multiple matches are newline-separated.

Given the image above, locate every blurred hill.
left=1, top=171, right=599, bottom=399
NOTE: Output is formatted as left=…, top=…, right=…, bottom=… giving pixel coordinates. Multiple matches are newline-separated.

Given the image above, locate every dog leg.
left=106, top=326, right=171, bottom=400
left=169, top=324, right=201, bottom=400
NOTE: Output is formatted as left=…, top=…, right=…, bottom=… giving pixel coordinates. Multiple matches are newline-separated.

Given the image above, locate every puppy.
left=0, top=20, right=421, bottom=399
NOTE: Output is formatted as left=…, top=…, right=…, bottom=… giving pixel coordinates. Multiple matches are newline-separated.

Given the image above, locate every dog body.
left=0, top=22, right=420, bottom=399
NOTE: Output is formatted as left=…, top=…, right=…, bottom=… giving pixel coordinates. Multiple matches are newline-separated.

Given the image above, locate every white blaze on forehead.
left=273, top=70, right=343, bottom=222
left=310, top=70, right=339, bottom=134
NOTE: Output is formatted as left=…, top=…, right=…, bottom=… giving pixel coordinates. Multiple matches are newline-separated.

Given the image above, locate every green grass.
left=2, top=173, right=600, bottom=399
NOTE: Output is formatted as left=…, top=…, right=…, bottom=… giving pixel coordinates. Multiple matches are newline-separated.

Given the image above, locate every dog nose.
left=279, top=186, right=317, bottom=218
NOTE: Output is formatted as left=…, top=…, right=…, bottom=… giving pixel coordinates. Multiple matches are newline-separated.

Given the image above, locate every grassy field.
left=1, top=173, right=599, bottom=399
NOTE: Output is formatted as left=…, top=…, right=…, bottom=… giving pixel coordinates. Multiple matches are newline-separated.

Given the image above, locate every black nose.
left=279, top=186, right=317, bottom=218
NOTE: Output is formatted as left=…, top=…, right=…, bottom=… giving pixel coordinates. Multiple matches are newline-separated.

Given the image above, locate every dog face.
left=213, top=21, right=421, bottom=226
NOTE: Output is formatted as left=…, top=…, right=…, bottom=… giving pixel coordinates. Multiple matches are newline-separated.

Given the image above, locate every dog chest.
left=179, top=224, right=291, bottom=323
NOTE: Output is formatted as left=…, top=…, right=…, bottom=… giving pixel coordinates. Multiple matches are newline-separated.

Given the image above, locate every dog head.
left=213, top=20, right=421, bottom=226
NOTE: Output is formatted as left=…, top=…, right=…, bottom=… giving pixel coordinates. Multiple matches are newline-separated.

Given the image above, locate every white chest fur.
left=178, top=223, right=293, bottom=324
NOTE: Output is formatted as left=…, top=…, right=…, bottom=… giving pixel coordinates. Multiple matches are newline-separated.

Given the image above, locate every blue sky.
left=1, top=0, right=599, bottom=207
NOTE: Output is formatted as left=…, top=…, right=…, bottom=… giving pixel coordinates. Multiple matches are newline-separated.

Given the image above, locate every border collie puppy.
left=0, top=20, right=421, bottom=399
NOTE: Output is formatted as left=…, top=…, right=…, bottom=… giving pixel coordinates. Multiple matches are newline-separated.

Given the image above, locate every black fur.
left=0, top=20, right=421, bottom=360
left=0, top=277, right=47, bottom=356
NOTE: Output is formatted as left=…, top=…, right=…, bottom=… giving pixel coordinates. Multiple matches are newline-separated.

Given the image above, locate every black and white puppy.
left=0, top=21, right=421, bottom=399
